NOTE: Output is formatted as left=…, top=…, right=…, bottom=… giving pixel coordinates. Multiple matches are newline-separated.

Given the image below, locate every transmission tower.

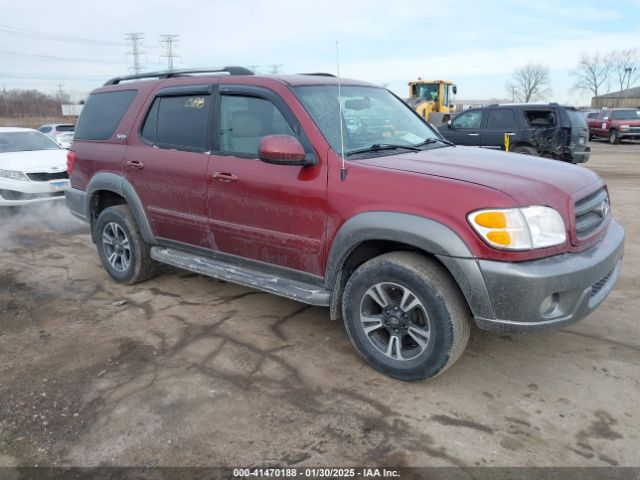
left=268, top=64, right=284, bottom=74
left=159, top=34, right=181, bottom=71
left=124, top=33, right=145, bottom=74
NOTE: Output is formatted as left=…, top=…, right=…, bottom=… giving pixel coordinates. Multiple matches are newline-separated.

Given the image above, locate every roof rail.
left=104, top=66, right=254, bottom=86
left=298, top=72, right=337, bottom=77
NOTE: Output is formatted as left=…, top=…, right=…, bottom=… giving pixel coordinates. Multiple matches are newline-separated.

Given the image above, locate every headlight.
left=0, top=169, right=29, bottom=181
left=468, top=206, right=566, bottom=250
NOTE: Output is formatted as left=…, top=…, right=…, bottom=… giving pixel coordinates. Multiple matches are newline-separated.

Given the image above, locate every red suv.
left=66, top=67, right=624, bottom=381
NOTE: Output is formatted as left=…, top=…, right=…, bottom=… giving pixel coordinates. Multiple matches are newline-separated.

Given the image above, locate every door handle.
left=212, top=172, right=239, bottom=183
left=126, top=160, right=144, bottom=169
left=468, top=133, right=479, bottom=136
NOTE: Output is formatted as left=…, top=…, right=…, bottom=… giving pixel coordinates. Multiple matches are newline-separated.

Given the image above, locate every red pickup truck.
left=587, top=108, right=640, bottom=143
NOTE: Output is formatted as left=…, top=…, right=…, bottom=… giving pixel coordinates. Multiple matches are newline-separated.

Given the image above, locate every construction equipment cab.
left=405, top=79, right=457, bottom=126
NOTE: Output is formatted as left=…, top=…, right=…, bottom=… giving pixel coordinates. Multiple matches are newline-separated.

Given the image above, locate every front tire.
left=95, top=205, right=158, bottom=285
left=342, top=252, right=471, bottom=381
left=609, top=129, right=620, bottom=144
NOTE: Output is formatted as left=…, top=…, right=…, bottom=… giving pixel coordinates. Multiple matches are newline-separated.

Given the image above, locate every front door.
left=125, top=88, right=213, bottom=248
left=444, top=109, right=483, bottom=146
left=207, top=86, right=328, bottom=276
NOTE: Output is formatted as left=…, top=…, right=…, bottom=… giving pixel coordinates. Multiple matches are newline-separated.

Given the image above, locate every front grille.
left=26, top=171, right=68, bottom=182
left=0, top=189, right=65, bottom=200
left=591, top=268, right=614, bottom=297
left=575, top=188, right=609, bottom=239
left=626, top=127, right=640, bottom=133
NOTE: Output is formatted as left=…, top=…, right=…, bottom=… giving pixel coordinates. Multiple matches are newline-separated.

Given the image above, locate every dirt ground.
left=0, top=140, right=638, bottom=468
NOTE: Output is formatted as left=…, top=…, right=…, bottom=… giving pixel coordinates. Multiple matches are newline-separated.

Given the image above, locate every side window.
left=525, top=110, right=556, bottom=128
left=219, top=95, right=296, bottom=157
left=140, top=95, right=211, bottom=152
left=75, top=90, right=137, bottom=141
left=39, top=126, right=52, bottom=133
left=486, top=109, right=516, bottom=129
left=452, top=110, right=482, bottom=129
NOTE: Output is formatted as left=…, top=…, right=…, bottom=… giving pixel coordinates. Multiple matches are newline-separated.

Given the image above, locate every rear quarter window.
left=74, top=90, right=137, bottom=140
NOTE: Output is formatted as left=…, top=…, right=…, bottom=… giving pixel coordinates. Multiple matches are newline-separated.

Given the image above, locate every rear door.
left=441, top=109, right=483, bottom=146
left=125, top=85, right=213, bottom=249
left=481, top=107, right=517, bottom=149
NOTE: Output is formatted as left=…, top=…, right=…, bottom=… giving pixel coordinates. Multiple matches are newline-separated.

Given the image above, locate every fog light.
left=540, top=293, right=559, bottom=317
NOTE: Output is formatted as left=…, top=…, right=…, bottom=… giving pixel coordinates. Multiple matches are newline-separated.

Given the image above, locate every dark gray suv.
left=438, top=103, right=590, bottom=163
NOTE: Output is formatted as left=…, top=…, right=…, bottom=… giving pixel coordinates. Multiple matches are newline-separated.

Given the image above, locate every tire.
left=94, top=204, right=158, bottom=285
left=588, top=133, right=593, bottom=141
left=510, top=145, right=538, bottom=156
left=609, top=129, right=620, bottom=144
left=342, top=252, right=471, bottom=381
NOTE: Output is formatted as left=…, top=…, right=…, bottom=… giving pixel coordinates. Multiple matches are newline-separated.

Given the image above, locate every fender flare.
left=86, top=172, right=155, bottom=244
left=324, top=212, right=495, bottom=320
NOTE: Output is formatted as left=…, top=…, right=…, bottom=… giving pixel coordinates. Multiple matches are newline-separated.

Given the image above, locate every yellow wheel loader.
left=405, top=79, right=457, bottom=126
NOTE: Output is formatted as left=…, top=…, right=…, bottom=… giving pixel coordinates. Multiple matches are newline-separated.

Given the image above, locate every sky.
left=1, top=0, right=639, bottom=105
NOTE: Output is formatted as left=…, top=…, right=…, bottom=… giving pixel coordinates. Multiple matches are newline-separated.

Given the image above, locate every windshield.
left=612, top=110, right=640, bottom=120
left=0, top=131, right=61, bottom=153
left=294, top=85, right=440, bottom=155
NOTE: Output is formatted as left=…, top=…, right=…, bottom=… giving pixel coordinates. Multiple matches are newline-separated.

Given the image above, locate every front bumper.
left=443, top=221, right=624, bottom=333
left=0, top=178, right=69, bottom=206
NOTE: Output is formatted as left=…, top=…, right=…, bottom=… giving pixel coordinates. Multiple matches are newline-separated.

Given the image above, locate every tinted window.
left=486, top=109, right=516, bottom=129
left=219, top=95, right=295, bottom=156
left=612, top=109, right=640, bottom=120
left=39, top=126, right=52, bottom=133
left=141, top=95, right=211, bottom=152
left=567, top=110, right=588, bottom=129
left=75, top=90, right=137, bottom=140
left=452, top=110, right=482, bottom=129
left=55, top=125, right=75, bottom=132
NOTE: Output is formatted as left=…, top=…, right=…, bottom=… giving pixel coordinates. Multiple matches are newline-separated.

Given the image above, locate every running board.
left=150, top=246, right=331, bottom=306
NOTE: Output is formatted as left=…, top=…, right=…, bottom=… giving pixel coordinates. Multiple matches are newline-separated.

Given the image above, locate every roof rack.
left=298, top=73, right=336, bottom=77
left=104, top=66, right=254, bottom=86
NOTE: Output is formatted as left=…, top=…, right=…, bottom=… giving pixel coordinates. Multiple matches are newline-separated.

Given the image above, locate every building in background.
left=591, top=87, right=640, bottom=108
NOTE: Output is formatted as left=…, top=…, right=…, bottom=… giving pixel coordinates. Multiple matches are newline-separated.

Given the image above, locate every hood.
left=358, top=146, right=602, bottom=204
left=0, top=149, right=67, bottom=173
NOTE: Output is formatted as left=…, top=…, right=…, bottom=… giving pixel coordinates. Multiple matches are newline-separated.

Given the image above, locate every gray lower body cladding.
left=445, top=220, right=624, bottom=332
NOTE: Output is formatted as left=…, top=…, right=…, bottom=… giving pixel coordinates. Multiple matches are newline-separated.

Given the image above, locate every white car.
left=0, top=127, right=69, bottom=207
left=38, top=123, right=75, bottom=149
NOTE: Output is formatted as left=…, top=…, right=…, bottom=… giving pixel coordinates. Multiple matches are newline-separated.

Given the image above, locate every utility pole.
left=124, top=33, right=145, bottom=74
left=159, top=34, right=180, bottom=72
left=268, top=64, right=284, bottom=74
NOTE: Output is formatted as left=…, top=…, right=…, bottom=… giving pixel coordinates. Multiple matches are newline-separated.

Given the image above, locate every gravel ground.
left=0, top=141, right=638, bottom=468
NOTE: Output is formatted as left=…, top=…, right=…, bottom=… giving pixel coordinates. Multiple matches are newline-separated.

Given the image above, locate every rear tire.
left=94, top=205, right=158, bottom=285
left=609, top=129, right=620, bottom=144
left=510, top=145, right=538, bottom=156
left=341, top=252, right=471, bottom=381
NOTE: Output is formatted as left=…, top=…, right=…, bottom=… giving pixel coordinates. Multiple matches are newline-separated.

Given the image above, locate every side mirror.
left=452, top=85, right=458, bottom=95
left=447, top=119, right=453, bottom=129
left=258, top=135, right=313, bottom=166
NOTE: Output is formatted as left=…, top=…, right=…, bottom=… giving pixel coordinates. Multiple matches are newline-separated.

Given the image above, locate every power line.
left=0, top=49, right=127, bottom=64
left=125, top=33, right=145, bottom=74
left=0, top=24, right=124, bottom=46
left=159, top=34, right=180, bottom=72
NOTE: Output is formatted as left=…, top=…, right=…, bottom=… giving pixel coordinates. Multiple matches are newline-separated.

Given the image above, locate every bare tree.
left=506, top=63, right=552, bottom=103
left=611, top=48, right=639, bottom=92
left=572, top=52, right=613, bottom=98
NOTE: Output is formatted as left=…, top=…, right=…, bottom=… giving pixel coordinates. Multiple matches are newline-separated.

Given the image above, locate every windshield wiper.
left=415, top=137, right=455, bottom=147
left=346, top=143, right=422, bottom=157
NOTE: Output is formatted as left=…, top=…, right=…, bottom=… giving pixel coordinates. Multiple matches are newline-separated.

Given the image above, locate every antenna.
left=336, top=41, right=347, bottom=181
